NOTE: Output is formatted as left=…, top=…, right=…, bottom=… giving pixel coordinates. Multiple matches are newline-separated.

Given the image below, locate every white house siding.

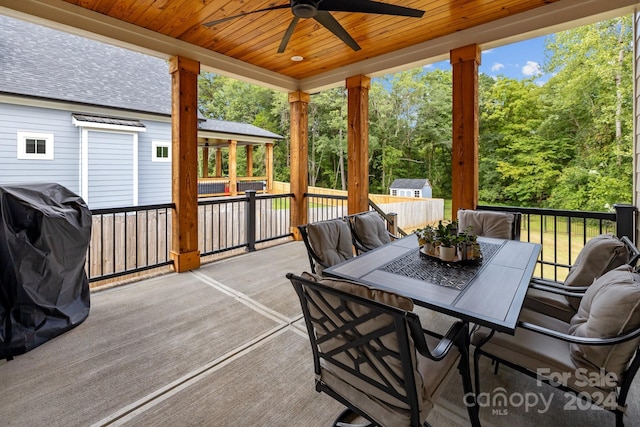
left=0, top=103, right=80, bottom=193
left=138, top=120, right=171, bottom=206
left=87, top=130, right=135, bottom=209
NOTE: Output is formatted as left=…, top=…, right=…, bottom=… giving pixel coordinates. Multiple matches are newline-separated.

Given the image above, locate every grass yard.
left=445, top=199, right=615, bottom=281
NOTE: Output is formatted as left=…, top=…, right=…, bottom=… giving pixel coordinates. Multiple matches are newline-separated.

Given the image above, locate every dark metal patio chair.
left=472, top=264, right=640, bottom=427
left=524, top=234, right=640, bottom=322
left=288, top=272, right=464, bottom=427
left=298, top=218, right=354, bottom=275
left=457, top=208, right=522, bottom=240
left=346, top=211, right=398, bottom=255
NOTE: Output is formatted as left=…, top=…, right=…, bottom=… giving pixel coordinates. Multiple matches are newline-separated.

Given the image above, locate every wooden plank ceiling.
left=62, top=0, right=558, bottom=81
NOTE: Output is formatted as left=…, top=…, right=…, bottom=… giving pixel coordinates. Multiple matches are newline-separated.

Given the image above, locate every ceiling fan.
left=203, top=0, right=425, bottom=53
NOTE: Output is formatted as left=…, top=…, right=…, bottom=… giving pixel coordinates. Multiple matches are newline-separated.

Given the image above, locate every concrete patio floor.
left=1, top=240, right=638, bottom=426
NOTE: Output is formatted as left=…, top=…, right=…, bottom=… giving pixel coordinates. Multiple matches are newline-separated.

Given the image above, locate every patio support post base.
left=171, top=250, right=201, bottom=272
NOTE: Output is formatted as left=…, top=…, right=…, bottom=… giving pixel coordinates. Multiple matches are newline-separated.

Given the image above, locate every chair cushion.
left=352, top=212, right=391, bottom=250
left=564, top=234, right=628, bottom=287
left=523, top=286, right=577, bottom=323
left=307, top=219, right=353, bottom=273
left=457, top=210, right=514, bottom=240
left=472, top=309, right=621, bottom=404
left=301, top=271, right=413, bottom=312
left=569, top=265, right=640, bottom=379
left=563, top=234, right=629, bottom=310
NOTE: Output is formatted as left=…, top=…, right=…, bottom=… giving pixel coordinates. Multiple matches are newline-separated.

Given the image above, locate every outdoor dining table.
left=324, top=233, right=541, bottom=427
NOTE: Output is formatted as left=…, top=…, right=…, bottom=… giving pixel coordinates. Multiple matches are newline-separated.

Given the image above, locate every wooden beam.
left=246, top=145, right=253, bottom=177
left=289, top=91, right=310, bottom=240
left=229, top=139, right=237, bottom=196
left=450, top=44, right=481, bottom=219
left=266, top=142, right=274, bottom=193
left=215, top=147, right=222, bottom=177
left=169, top=55, right=200, bottom=272
left=202, top=145, right=209, bottom=178
left=346, top=75, right=370, bottom=215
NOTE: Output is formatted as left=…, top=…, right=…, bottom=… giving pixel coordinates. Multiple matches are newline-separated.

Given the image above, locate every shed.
left=389, top=179, right=433, bottom=198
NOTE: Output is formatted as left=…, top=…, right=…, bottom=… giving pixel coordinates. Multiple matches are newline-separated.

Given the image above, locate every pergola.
left=197, top=119, right=282, bottom=197
left=1, top=0, right=637, bottom=273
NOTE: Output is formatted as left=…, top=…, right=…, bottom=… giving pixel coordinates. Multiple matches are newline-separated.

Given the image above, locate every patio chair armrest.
left=518, top=320, right=640, bottom=346
left=410, top=319, right=464, bottom=361
left=621, top=235, right=640, bottom=267
left=529, top=280, right=589, bottom=296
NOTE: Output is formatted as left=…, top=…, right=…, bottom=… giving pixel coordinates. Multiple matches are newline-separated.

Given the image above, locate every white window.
left=414, top=190, right=421, bottom=198
left=152, top=141, right=171, bottom=162
left=17, top=131, right=54, bottom=160
left=391, top=189, right=397, bottom=196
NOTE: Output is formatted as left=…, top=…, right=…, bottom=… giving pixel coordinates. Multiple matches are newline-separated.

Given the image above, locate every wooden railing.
left=198, top=177, right=267, bottom=197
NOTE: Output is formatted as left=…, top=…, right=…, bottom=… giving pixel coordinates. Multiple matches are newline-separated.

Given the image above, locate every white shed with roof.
left=389, top=179, right=433, bottom=198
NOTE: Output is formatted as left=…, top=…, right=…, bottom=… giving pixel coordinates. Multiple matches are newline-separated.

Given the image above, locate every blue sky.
left=425, top=36, right=552, bottom=84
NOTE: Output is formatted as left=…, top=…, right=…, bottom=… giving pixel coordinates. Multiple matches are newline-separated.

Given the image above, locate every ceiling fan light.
left=292, top=1, right=318, bottom=18
left=291, top=55, right=304, bottom=62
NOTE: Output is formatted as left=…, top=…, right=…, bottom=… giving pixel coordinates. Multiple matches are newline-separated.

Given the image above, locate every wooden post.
left=229, top=139, right=237, bottom=196
left=346, top=75, right=370, bottom=215
left=266, top=142, right=274, bottom=193
left=169, top=56, right=200, bottom=272
left=289, top=91, right=310, bottom=240
left=450, top=44, right=481, bottom=219
left=246, top=145, right=253, bottom=177
left=215, top=147, right=222, bottom=177
left=202, top=145, right=209, bottom=178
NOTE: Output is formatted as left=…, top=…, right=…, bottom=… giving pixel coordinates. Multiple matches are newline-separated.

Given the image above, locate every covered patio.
left=2, top=0, right=637, bottom=274
left=2, top=242, right=640, bottom=426
left=2, top=1, right=640, bottom=426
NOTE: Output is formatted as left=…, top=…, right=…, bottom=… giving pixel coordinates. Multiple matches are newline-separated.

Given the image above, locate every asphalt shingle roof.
left=198, top=118, right=282, bottom=140
left=0, top=15, right=282, bottom=140
left=0, top=15, right=171, bottom=115
left=389, top=178, right=430, bottom=189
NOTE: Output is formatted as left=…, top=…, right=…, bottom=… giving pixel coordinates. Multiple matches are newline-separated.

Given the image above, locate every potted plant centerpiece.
left=457, top=225, right=480, bottom=261
left=416, top=224, right=436, bottom=255
left=435, top=220, right=458, bottom=261
left=417, top=220, right=481, bottom=262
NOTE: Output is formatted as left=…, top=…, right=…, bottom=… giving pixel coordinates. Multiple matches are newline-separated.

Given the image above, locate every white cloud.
left=491, top=63, right=504, bottom=72
left=522, top=61, right=541, bottom=76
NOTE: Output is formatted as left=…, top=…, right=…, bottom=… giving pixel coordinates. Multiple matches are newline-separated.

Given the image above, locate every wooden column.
left=229, top=139, right=238, bottom=196
left=346, top=75, right=370, bottom=215
left=169, top=56, right=200, bottom=272
left=450, top=44, right=481, bottom=218
left=265, top=142, right=274, bottom=193
left=215, top=147, right=222, bottom=177
left=289, top=91, right=310, bottom=240
left=202, top=145, right=209, bottom=178
left=246, top=145, right=253, bottom=177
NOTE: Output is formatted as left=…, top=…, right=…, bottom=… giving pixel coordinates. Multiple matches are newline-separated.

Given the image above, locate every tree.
left=542, top=15, right=634, bottom=209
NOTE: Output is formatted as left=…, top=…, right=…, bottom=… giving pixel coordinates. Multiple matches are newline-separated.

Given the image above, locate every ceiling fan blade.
left=278, top=17, right=300, bottom=53
left=204, top=4, right=290, bottom=27
left=318, top=0, right=424, bottom=18
left=313, top=11, right=361, bottom=51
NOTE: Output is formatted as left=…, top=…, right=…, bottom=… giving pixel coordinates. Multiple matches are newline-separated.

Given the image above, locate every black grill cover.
left=0, top=183, right=91, bottom=359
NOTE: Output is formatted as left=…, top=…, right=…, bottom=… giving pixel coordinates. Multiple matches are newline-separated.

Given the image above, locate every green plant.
left=435, top=220, right=459, bottom=247
left=416, top=224, right=436, bottom=245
